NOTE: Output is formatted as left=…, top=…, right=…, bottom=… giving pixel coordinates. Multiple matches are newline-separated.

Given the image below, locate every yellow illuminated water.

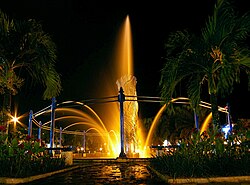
left=142, top=97, right=190, bottom=157
left=40, top=107, right=119, bottom=156
left=47, top=15, right=137, bottom=158
left=114, top=15, right=134, bottom=77
left=200, top=112, right=212, bottom=134
left=143, top=104, right=166, bottom=157
left=38, top=16, right=217, bottom=158
left=115, top=15, right=140, bottom=155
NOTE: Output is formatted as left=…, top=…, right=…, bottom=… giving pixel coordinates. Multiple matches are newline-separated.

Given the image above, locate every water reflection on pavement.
left=25, top=162, right=165, bottom=184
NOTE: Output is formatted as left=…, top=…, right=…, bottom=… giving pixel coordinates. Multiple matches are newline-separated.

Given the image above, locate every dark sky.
left=0, top=0, right=249, bottom=120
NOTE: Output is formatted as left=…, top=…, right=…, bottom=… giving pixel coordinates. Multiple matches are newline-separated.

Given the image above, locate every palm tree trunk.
left=210, top=93, right=220, bottom=129
left=2, top=91, right=11, bottom=136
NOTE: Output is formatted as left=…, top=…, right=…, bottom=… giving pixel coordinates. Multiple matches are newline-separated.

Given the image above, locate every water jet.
left=27, top=15, right=230, bottom=159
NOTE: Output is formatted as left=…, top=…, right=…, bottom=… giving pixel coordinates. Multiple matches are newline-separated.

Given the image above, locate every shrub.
left=0, top=127, right=66, bottom=178
left=150, top=125, right=250, bottom=178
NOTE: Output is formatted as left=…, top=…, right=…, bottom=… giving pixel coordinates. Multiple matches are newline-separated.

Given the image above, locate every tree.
left=160, top=0, right=250, bottom=128
left=0, top=9, right=62, bottom=134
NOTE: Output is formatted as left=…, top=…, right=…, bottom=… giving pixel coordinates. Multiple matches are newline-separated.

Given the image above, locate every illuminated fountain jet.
left=115, top=16, right=139, bottom=156
left=29, top=15, right=232, bottom=159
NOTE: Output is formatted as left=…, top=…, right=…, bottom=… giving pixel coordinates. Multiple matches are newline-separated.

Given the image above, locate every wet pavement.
left=24, top=162, right=166, bottom=184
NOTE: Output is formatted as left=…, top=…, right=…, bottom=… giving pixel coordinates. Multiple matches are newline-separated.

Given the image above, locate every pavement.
left=1, top=158, right=250, bottom=184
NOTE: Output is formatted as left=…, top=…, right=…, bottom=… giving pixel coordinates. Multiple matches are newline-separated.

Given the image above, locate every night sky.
left=0, top=0, right=249, bottom=121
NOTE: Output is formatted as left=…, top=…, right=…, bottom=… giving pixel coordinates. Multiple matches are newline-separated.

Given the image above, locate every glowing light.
left=12, top=117, right=18, bottom=123
left=222, top=124, right=233, bottom=139
left=163, top=140, right=169, bottom=146
left=8, top=108, right=27, bottom=132
left=200, top=113, right=212, bottom=134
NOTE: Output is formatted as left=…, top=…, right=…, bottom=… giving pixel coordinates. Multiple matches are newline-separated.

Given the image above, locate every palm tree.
left=160, top=0, right=250, bottom=128
left=0, top=10, right=62, bottom=133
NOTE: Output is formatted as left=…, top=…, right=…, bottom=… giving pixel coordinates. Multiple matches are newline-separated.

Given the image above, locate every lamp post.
left=194, top=112, right=199, bottom=131
left=38, top=121, right=42, bottom=146
left=59, top=127, right=62, bottom=147
left=118, top=87, right=127, bottom=158
left=83, top=130, right=86, bottom=153
left=226, top=103, right=232, bottom=132
left=28, top=110, right=33, bottom=137
left=49, top=97, right=56, bottom=153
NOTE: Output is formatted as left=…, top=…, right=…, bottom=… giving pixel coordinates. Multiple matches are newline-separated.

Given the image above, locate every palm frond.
left=43, top=65, right=62, bottom=99
left=0, top=9, right=62, bottom=99
left=187, top=75, right=202, bottom=113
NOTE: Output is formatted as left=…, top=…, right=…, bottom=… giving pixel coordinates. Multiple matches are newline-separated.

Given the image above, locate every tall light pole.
left=28, top=110, right=33, bottom=136
left=83, top=130, right=86, bottom=152
left=118, top=87, right=127, bottom=158
left=194, top=112, right=199, bottom=131
left=38, top=121, right=42, bottom=146
left=49, top=97, right=56, bottom=152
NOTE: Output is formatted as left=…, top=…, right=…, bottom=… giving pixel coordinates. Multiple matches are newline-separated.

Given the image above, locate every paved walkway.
left=0, top=158, right=250, bottom=184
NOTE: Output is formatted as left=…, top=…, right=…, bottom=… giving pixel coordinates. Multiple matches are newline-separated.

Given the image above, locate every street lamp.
left=9, top=112, right=20, bottom=133
left=12, top=116, right=18, bottom=132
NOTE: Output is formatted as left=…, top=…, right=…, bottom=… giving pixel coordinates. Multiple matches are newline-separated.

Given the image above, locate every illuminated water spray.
left=29, top=15, right=230, bottom=158
left=200, top=112, right=212, bottom=134
left=115, top=16, right=139, bottom=155
left=114, top=16, right=134, bottom=77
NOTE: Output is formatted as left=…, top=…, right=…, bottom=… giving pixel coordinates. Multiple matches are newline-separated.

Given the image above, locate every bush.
left=150, top=125, right=250, bottom=178
left=0, top=126, right=66, bottom=178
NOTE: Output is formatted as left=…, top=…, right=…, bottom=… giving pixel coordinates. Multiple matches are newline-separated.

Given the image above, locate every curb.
left=148, top=166, right=250, bottom=184
left=0, top=165, right=80, bottom=184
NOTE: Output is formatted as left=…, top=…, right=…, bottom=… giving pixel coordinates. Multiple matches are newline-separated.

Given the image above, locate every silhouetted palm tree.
left=160, top=0, right=250, bottom=127
left=0, top=10, right=62, bottom=133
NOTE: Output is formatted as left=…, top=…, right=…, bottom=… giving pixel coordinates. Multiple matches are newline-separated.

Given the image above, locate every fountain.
left=28, top=15, right=230, bottom=159
left=27, top=15, right=146, bottom=158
